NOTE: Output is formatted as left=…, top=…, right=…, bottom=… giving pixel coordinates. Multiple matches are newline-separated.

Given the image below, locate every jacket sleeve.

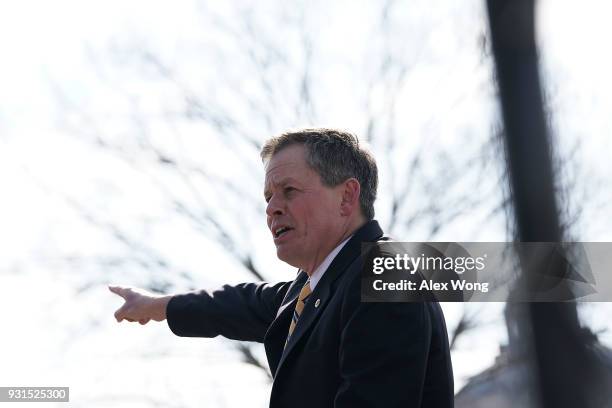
left=166, top=281, right=292, bottom=343
left=334, top=273, right=433, bottom=407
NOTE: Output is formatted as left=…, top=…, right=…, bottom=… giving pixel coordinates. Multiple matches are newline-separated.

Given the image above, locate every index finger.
left=108, top=285, right=129, bottom=298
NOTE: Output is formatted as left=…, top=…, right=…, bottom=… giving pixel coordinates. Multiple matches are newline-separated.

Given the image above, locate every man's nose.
left=266, top=195, right=284, bottom=217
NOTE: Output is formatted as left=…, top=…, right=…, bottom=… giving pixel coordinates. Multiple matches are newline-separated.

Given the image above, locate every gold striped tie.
left=285, top=279, right=312, bottom=348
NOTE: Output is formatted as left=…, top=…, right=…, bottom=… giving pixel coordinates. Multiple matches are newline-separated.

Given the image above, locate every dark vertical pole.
left=486, top=0, right=560, bottom=242
left=486, top=1, right=603, bottom=407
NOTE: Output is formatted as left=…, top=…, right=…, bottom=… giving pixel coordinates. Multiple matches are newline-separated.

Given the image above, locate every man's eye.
left=265, top=196, right=271, bottom=203
left=284, top=187, right=296, bottom=194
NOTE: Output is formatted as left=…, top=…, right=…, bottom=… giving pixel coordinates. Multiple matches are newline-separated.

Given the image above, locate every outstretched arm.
left=109, top=281, right=292, bottom=343
left=165, top=281, right=291, bottom=342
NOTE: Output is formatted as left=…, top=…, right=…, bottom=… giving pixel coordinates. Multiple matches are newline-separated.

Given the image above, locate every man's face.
left=264, top=144, right=345, bottom=272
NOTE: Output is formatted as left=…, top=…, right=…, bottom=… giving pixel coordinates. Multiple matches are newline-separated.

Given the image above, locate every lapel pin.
left=315, top=298, right=321, bottom=308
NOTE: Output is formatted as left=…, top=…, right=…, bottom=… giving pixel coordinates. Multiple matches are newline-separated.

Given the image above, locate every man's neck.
left=303, top=217, right=367, bottom=276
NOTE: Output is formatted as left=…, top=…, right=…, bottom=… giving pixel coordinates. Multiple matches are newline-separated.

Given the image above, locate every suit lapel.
left=272, top=220, right=384, bottom=377
left=265, top=271, right=308, bottom=375
left=276, top=271, right=308, bottom=318
left=275, top=278, right=331, bottom=374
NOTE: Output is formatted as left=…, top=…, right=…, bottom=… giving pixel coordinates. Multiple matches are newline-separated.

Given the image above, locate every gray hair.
left=261, top=128, right=378, bottom=220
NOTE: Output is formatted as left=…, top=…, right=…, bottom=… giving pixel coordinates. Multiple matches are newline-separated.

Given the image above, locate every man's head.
left=261, top=128, right=378, bottom=273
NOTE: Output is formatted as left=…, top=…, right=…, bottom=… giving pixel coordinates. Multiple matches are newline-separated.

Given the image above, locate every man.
left=109, top=128, right=454, bottom=407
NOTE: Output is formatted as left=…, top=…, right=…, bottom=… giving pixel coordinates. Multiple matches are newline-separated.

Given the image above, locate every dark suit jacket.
left=166, top=220, right=454, bottom=407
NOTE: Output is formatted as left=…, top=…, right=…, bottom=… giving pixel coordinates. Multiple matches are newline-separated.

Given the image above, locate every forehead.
left=264, top=145, right=311, bottom=188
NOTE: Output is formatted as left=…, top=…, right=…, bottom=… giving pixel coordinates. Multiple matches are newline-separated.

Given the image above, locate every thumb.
left=114, top=303, right=131, bottom=322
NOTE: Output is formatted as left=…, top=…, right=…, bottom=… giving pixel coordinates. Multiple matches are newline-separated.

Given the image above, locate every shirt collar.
left=309, top=234, right=353, bottom=290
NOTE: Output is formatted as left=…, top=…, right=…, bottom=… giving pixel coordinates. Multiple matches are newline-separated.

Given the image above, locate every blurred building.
left=455, top=304, right=612, bottom=408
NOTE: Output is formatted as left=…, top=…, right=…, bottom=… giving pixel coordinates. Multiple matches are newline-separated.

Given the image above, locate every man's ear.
left=340, top=178, right=361, bottom=216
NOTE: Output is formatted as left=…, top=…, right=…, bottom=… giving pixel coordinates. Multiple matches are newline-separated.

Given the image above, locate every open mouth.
left=274, top=226, right=294, bottom=238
